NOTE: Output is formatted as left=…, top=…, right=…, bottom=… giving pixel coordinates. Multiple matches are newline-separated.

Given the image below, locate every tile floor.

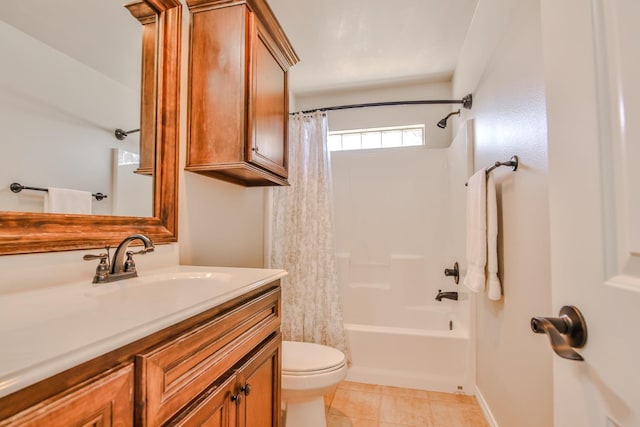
left=324, top=381, right=489, bottom=427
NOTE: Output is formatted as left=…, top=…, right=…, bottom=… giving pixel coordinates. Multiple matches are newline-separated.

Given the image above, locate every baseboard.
left=475, top=386, right=498, bottom=427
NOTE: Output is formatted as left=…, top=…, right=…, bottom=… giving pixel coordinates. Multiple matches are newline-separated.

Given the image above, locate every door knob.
left=530, top=305, right=587, bottom=361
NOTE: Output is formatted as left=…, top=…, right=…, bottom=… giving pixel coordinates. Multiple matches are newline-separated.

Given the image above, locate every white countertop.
left=0, top=265, right=287, bottom=398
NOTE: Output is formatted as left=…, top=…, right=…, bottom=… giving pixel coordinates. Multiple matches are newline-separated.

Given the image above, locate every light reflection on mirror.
left=0, top=0, right=152, bottom=217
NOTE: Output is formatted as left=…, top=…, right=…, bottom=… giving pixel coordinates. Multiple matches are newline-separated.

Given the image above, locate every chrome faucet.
left=435, top=289, right=459, bottom=301
left=84, top=234, right=154, bottom=283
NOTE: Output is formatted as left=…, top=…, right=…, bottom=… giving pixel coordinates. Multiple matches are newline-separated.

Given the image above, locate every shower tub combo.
left=331, top=130, right=475, bottom=394
left=338, top=255, right=475, bottom=394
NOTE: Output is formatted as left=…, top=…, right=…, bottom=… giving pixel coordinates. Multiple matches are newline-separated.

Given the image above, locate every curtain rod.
left=290, top=94, right=472, bottom=115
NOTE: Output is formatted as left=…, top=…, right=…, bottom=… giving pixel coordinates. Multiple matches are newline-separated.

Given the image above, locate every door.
left=248, top=16, right=289, bottom=179
left=167, top=375, right=237, bottom=427
left=542, top=0, right=640, bottom=425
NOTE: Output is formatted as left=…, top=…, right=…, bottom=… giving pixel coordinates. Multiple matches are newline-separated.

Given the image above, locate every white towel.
left=463, top=170, right=487, bottom=292
left=44, top=187, right=92, bottom=214
left=486, top=174, right=502, bottom=300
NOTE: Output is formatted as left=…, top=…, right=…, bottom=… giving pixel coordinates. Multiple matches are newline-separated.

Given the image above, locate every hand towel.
left=44, top=187, right=92, bottom=214
left=486, top=174, right=502, bottom=300
left=463, top=169, right=487, bottom=292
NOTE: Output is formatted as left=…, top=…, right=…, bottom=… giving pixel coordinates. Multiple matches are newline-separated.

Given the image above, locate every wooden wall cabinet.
left=0, top=283, right=281, bottom=427
left=185, top=0, right=298, bottom=187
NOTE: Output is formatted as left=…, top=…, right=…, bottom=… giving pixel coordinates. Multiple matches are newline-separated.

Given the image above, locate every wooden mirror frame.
left=0, top=0, right=181, bottom=255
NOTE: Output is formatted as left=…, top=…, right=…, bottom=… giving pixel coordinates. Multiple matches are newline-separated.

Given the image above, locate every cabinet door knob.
left=231, top=393, right=242, bottom=404
left=241, top=383, right=252, bottom=396
left=252, top=146, right=259, bottom=152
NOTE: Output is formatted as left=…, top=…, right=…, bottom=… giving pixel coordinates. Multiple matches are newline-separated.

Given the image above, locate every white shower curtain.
left=270, top=112, right=347, bottom=354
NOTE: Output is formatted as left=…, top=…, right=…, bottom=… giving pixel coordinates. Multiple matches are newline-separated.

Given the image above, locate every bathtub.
left=343, top=305, right=474, bottom=394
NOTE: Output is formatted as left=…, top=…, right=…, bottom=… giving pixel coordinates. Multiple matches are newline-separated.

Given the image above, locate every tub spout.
left=435, top=290, right=458, bottom=301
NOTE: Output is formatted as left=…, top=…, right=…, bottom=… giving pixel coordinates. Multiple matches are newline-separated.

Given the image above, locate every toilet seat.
left=282, top=341, right=346, bottom=376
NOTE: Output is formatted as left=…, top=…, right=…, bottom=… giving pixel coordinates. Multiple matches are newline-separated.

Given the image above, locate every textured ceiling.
left=269, top=0, right=479, bottom=94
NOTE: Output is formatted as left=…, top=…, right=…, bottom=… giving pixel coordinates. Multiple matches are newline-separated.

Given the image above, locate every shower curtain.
left=270, top=112, right=347, bottom=354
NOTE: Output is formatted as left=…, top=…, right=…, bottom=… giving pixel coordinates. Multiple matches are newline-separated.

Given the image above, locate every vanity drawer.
left=136, top=288, right=281, bottom=426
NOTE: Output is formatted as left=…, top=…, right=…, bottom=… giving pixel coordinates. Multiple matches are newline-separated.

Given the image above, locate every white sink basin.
left=84, top=271, right=235, bottom=303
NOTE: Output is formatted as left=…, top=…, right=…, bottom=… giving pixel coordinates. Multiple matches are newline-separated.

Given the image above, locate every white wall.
left=176, top=2, right=265, bottom=268
left=452, top=0, right=553, bottom=426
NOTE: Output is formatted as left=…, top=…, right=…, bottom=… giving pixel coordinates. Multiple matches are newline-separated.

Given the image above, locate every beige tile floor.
left=324, top=381, right=489, bottom=427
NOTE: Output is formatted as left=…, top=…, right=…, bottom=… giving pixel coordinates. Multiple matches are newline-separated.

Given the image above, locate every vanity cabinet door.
left=236, top=335, right=282, bottom=427
left=166, top=374, right=238, bottom=427
left=0, top=364, right=133, bottom=427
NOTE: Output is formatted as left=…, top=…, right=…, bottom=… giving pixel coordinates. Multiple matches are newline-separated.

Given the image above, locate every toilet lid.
left=282, top=341, right=346, bottom=375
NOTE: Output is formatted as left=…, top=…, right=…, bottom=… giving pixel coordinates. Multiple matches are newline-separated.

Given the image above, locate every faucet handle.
left=124, top=251, right=136, bottom=273
left=83, top=246, right=110, bottom=261
left=83, top=252, right=110, bottom=283
left=127, top=247, right=154, bottom=256
left=123, top=247, right=153, bottom=273
left=83, top=253, right=108, bottom=261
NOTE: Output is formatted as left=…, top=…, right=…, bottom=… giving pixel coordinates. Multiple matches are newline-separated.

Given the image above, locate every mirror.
left=0, top=0, right=181, bottom=254
left=1, top=0, right=147, bottom=217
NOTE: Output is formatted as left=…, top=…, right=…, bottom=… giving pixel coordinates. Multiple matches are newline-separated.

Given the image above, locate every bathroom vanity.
left=0, top=266, right=285, bottom=427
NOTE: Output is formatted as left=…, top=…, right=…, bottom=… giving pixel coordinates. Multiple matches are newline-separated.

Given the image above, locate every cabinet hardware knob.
left=231, top=393, right=242, bottom=404
left=252, top=146, right=259, bottom=152
left=241, top=383, right=252, bottom=396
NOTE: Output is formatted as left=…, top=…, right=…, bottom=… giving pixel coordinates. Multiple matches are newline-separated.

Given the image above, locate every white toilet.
left=281, top=340, right=347, bottom=427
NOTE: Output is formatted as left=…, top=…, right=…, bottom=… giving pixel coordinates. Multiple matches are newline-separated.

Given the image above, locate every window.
left=328, top=125, right=424, bottom=152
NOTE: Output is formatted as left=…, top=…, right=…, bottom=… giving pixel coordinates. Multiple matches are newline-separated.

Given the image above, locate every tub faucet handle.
left=444, top=262, right=459, bottom=284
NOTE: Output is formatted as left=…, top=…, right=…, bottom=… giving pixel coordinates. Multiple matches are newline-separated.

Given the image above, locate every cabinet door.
left=166, top=375, right=237, bottom=427
left=187, top=4, right=247, bottom=167
left=0, top=364, right=133, bottom=427
left=236, top=334, right=282, bottom=427
left=248, top=16, right=288, bottom=179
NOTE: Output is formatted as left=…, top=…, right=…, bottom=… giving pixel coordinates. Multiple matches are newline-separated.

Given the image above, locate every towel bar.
left=485, top=155, right=519, bottom=174
left=10, top=182, right=107, bottom=201
left=465, top=155, right=519, bottom=186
